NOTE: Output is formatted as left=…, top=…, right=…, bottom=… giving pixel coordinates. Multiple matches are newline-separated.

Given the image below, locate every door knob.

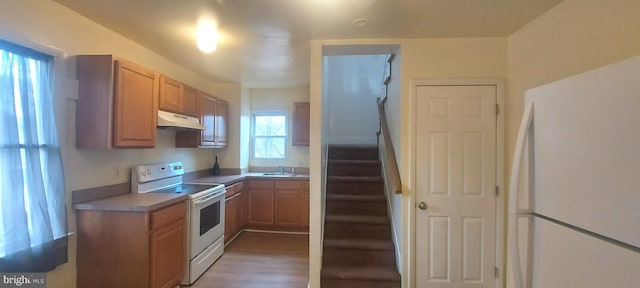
left=418, top=201, right=428, bottom=210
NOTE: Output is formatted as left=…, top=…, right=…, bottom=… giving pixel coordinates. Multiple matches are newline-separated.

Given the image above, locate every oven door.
left=190, top=189, right=225, bottom=258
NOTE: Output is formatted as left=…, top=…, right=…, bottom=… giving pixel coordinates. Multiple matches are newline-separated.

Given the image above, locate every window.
left=252, top=111, right=287, bottom=159
left=0, top=39, right=67, bottom=272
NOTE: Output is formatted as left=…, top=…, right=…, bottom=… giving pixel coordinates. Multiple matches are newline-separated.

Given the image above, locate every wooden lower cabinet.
left=224, top=193, right=238, bottom=244
left=274, top=181, right=303, bottom=227
left=77, top=201, right=186, bottom=288
left=150, top=219, right=185, bottom=288
left=248, top=189, right=275, bottom=225
left=224, top=181, right=247, bottom=244
left=239, top=189, right=248, bottom=228
left=274, top=190, right=302, bottom=227
left=303, top=181, right=310, bottom=228
left=246, top=179, right=309, bottom=230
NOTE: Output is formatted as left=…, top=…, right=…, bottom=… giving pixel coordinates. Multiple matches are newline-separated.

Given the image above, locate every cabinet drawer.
left=225, top=181, right=245, bottom=198
left=248, top=180, right=274, bottom=189
left=150, top=202, right=186, bottom=230
left=304, top=181, right=310, bottom=190
left=235, top=181, right=244, bottom=192
left=275, top=180, right=302, bottom=190
left=225, top=184, right=237, bottom=198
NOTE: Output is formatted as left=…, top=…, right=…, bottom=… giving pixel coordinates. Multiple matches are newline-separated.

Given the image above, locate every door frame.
left=408, top=79, right=505, bottom=288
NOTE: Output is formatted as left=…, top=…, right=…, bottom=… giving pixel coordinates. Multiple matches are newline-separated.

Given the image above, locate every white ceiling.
left=54, top=0, right=563, bottom=88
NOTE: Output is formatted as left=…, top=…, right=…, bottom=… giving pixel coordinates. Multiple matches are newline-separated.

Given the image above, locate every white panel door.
left=416, top=85, right=497, bottom=288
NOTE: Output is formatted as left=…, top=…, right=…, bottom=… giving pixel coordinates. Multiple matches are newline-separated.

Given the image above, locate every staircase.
left=321, top=145, right=401, bottom=288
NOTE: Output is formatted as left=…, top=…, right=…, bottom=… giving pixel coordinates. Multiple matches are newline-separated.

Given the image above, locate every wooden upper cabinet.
left=158, top=75, right=183, bottom=114
left=200, top=93, right=217, bottom=146
left=158, top=75, right=200, bottom=118
left=292, top=102, right=310, bottom=146
left=182, top=85, right=200, bottom=117
left=76, top=55, right=158, bottom=149
left=114, top=60, right=158, bottom=148
left=175, top=92, right=228, bottom=148
left=215, top=99, right=228, bottom=146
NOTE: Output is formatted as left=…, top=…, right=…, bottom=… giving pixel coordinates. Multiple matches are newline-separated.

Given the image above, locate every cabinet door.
left=274, top=190, right=302, bottom=227
left=158, top=75, right=182, bottom=114
left=113, top=59, right=158, bottom=148
left=303, top=181, right=310, bottom=228
left=182, top=85, right=200, bottom=117
left=239, top=189, right=248, bottom=228
left=224, top=194, right=237, bottom=244
left=235, top=191, right=245, bottom=233
left=248, top=189, right=274, bottom=225
left=150, top=219, right=185, bottom=288
left=292, top=102, right=310, bottom=146
left=200, top=93, right=216, bottom=146
left=214, top=99, right=228, bottom=147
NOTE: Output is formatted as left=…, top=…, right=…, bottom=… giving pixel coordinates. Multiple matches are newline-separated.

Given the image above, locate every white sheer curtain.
left=0, top=40, right=67, bottom=272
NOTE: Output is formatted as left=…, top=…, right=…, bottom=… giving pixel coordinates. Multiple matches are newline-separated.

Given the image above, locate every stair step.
left=329, top=159, right=381, bottom=165
left=323, top=238, right=396, bottom=266
left=324, top=221, right=391, bottom=239
left=329, top=145, right=379, bottom=161
left=329, top=175, right=383, bottom=183
left=324, top=238, right=395, bottom=251
left=328, top=176, right=384, bottom=195
left=326, top=214, right=390, bottom=225
left=326, top=194, right=386, bottom=202
left=322, top=264, right=401, bottom=282
left=326, top=192, right=387, bottom=215
left=328, top=159, right=382, bottom=177
left=321, top=277, right=401, bottom=288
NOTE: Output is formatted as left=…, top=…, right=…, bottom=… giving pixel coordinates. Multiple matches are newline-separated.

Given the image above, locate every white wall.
left=325, top=55, right=387, bottom=145
left=505, top=0, right=640, bottom=287
left=249, top=86, right=310, bottom=169
left=0, top=2, right=242, bottom=287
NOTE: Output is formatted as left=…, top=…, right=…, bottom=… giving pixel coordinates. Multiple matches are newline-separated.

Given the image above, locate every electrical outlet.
left=113, top=165, right=122, bottom=178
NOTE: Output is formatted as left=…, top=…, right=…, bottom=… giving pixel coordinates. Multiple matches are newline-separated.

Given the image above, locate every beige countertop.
left=190, top=173, right=310, bottom=185
left=74, top=192, right=188, bottom=212
left=73, top=173, right=309, bottom=212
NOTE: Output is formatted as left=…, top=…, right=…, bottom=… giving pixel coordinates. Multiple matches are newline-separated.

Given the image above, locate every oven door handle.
left=192, top=190, right=225, bottom=205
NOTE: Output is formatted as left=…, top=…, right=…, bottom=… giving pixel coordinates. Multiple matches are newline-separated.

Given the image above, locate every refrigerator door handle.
left=508, top=101, right=534, bottom=288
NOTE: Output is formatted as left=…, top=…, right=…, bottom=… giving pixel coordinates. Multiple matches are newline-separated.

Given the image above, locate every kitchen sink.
left=261, top=172, right=296, bottom=176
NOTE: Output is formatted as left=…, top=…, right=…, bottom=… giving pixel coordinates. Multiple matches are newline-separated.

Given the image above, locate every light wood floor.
left=188, top=232, right=309, bottom=288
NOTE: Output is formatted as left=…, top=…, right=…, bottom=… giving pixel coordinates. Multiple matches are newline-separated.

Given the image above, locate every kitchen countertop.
left=74, top=173, right=309, bottom=212
left=74, top=191, right=188, bottom=212
left=191, top=173, right=310, bottom=185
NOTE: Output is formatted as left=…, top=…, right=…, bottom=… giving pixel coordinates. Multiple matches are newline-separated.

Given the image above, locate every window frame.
left=251, top=110, right=289, bottom=161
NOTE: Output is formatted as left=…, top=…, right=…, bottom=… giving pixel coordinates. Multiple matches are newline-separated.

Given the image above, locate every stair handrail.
left=377, top=97, right=402, bottom=194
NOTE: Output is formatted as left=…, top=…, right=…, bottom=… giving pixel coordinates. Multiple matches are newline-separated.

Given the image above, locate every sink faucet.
left=278, top=165, right=284, bottom=174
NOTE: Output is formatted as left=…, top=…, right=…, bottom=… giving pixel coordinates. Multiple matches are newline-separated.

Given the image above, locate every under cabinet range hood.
left=157, top=110, right=205, bottom=130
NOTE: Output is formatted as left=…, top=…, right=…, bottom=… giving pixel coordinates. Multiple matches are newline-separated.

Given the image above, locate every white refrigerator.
left=508, top=56, right=640, bottom=288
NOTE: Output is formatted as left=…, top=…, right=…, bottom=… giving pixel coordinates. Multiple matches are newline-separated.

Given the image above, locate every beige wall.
left=0, top=1, right=240, bottom=287
left=249, top=86, right=311, bottom=169
left=505, top=0, right=640, bottom=287
left=399, top=37, right=508, bottom=287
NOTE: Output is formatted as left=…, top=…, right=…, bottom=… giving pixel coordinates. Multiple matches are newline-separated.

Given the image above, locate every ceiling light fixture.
left=197, top=20, right=218, bottom=53
left=352, top=18, right=369, bottom=27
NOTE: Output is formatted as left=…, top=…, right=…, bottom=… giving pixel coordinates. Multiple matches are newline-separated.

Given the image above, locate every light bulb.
left=197, top=21, right=218, bottom=53
left=197, top=35, right=217, bottom=53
